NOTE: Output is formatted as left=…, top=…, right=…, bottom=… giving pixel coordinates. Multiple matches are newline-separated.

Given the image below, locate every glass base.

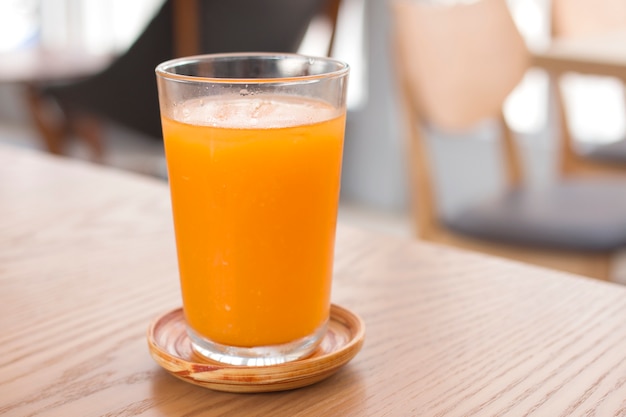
left=188, top=322, right=328, bottom=366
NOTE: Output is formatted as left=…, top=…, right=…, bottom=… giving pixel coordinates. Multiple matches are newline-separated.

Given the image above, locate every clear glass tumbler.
left=156, top=53, right=349, bottom=366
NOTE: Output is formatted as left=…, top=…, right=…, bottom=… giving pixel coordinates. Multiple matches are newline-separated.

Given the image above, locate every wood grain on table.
left=2, top=145, right=626, bottom=416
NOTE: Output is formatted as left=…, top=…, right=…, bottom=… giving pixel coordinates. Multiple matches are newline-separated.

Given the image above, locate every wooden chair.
left=29, top=0, right=340, bottom=162
left=551, top=0, right=626, bottom=177
left=391, top=0, right=626, bottom=281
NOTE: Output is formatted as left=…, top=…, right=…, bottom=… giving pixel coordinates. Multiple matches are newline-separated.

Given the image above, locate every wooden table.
left=0, top=45, right=113, bottom=162
left=3, top=144, right=626, bottom=416
left=531, top=31, right=626, bottom=80
left=530, top=32, right=626, bottom=175
left=0, top=46, right=111, bottom=84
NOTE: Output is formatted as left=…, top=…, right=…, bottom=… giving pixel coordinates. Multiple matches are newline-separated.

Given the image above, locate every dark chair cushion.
left=444, top=179, right=626, bottom=251
left=42, top=0, right=325, bottom=140
left=583, top=138, right=626, bottom=163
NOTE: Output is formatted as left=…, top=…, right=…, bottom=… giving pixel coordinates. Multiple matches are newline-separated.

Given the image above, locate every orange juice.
left=162, top=96, right=345, bottom=347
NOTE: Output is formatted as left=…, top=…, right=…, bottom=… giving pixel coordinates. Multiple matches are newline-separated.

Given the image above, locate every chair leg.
left=590, top=252, right=613, bottom=281
left=24, top=84, right=68, bottom=155
left=72, top=114, right=105, bottom=164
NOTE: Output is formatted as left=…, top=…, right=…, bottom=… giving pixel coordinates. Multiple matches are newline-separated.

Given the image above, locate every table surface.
left=0, top=46, right=111, bottom=84
left=531, top=31, right=626, bottom=80
left=3, top=144, right=626, bottom=416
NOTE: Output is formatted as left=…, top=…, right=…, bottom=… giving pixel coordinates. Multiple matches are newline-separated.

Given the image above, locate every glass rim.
left=155, top=52, right=349, bottom=84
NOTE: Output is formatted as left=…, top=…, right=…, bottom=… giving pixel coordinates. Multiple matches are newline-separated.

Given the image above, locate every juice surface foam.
left=172, top=95, right=339, bottom=129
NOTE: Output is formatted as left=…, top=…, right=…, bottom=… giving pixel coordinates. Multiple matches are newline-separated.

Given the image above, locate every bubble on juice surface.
left=178, top=95, right=339, bottom=128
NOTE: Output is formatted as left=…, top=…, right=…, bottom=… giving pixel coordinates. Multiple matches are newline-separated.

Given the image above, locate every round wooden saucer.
left=147, top=304, right=365, bottom=393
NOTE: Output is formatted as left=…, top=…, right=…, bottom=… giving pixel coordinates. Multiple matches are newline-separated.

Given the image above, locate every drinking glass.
left=156, top=53, right=349, bottom=366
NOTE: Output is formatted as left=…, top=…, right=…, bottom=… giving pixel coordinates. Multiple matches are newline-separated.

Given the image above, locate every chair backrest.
left=47, top=0, right=336, bottom=139
left=552, top=0, right=626, bottom=38
left=392, top=0, right=529, bottom=131
left=174, top=0, right=336, bottom=57
left=391, top=0, right=529, bottom=237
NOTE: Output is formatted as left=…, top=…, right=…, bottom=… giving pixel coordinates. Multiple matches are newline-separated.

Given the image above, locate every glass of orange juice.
left=155, top=53, right=349, bottom=366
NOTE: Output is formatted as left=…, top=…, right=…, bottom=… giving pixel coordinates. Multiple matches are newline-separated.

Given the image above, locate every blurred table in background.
left=0, top=46, right=111, bottom=84
left=531, top=31, right=626, bottom=81
left=0, top=45, right=112, bottom=160
left=531, top=31, right=626, bottom=175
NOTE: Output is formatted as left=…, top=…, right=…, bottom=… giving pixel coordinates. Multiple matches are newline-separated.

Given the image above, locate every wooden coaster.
left=147, top=304, right=365, bottom=393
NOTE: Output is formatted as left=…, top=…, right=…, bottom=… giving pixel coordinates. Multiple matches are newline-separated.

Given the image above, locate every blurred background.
left=2, top=0, right=626, bottom=275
